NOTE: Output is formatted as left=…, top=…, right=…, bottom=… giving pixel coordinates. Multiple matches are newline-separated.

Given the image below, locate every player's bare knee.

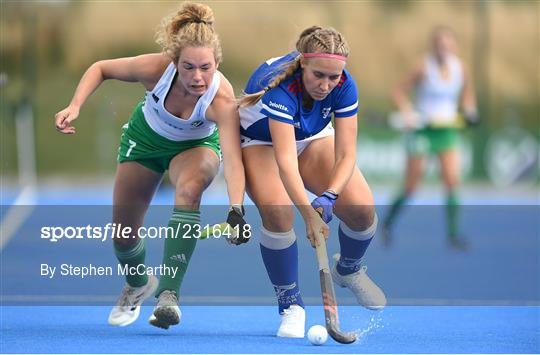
left=259, top=205, right=294, bottom=232
left=343, top=205, right=377, bottom=232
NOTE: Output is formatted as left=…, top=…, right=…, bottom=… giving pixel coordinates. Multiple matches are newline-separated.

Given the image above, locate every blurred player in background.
left=383, top=26, right=478, bottom=249
left=54, top=2, right=247, bottom=330
left=238, top=26, right=386, bottom=338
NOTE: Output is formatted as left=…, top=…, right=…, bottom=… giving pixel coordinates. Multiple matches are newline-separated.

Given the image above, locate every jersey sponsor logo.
left=269, top=101, right=289, bottom=112
left=152, top=93, right=160, bottom=102
left=322, top=107, right=332, bottom=119
left=191, top=120, right=204, bottom=127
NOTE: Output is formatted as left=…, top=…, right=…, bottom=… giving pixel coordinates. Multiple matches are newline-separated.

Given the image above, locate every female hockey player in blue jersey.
left=238, top=26, right=386, bottom=338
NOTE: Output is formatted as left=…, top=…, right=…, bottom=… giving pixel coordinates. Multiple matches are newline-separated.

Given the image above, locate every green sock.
left=447, top=191, right=459, bottom=238
left=114, top=239, right=148, bottom=287
left=384, top=193, right=407, bottom=227
left=155, top=208, right=200, bottom=297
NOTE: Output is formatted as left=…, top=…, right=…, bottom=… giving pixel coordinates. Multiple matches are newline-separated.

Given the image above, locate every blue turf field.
left=1, top=306, right=538, bottom=353
left=1, top=184, right=539, bottom=353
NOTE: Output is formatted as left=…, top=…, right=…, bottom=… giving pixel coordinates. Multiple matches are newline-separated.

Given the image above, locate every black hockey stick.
left=314, top=231, right=357, bottom=344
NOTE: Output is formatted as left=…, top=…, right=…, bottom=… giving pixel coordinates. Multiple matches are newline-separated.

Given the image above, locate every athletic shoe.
left=277, top=304, right=305, bottom=338
left=108, top=275, right=158, bottom=327
left=332, top=254, right=387, bottom=310
left=149, top=290, right=181, bottom=329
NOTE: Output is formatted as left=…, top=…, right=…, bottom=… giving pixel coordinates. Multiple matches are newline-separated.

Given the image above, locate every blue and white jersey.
left=239, top=52, right=359, bottom=142
left=141, top=63, right=220, bottom=141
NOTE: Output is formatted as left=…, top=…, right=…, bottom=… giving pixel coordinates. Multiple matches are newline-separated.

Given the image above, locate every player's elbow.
left=89, top=61, right=108, bottom=81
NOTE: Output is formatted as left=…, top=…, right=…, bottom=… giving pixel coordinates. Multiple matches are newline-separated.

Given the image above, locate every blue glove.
left=311, top=190, right=338, bottom=223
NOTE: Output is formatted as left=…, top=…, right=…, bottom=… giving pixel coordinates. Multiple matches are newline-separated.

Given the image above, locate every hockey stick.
left=198, top=222, right=231, bottom=240
left=314, top=231, right=357, bottom=344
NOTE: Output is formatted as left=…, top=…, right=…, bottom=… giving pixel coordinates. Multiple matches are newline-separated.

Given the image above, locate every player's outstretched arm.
left=54, top=53, right=169, bottom=135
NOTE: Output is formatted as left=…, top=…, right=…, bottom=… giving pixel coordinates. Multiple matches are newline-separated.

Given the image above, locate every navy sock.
left=337, top=217, right=377, bottom=276
left=259, top=227, right=304, bottom=313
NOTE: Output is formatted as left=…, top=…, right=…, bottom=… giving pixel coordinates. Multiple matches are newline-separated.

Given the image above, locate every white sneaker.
left=149, top=290, right=181, bottom=329
left=108, top=275, right=158, bottom=326
left=277, top=304, right=305, bottom=338
left=332, top=253, right=387, bottom=310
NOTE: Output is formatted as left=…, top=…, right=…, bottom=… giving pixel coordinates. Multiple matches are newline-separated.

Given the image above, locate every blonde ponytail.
left=155, top=2, right=222, bottom=64
left=239, top=56, right=301, bottom=108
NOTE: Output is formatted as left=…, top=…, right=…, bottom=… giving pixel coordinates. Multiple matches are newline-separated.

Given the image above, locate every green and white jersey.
left=142, top=63, right=220, bottom=141
left=415, top=54, right=463, bottom=127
